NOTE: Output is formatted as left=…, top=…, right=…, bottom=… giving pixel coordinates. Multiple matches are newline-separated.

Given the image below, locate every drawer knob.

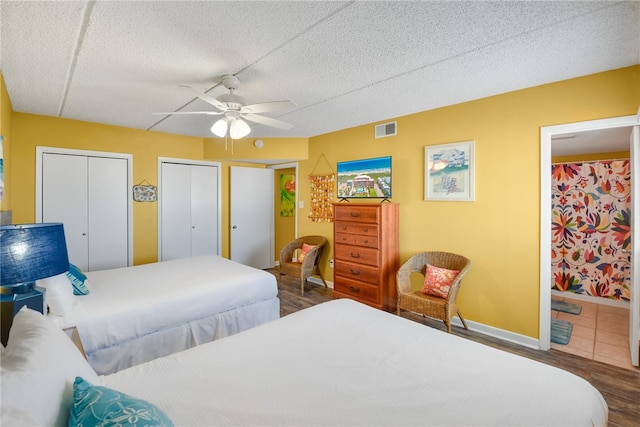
left=350, top=252, right=361, bottom=259
left=349, top=286, right=361, bottom=293
left=350, top=212, right=361, bottom=217
left=350, top=268, right=360, bottom=276
left=363, top=227, right=368, bottom=232
left=363, top=239, right=368, bottom=244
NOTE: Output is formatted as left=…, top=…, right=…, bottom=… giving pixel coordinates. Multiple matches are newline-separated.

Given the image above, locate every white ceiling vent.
left=375, top=122, right=397, bottom=138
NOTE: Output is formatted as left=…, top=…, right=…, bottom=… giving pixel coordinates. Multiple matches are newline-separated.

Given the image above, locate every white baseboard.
left=308, top=276, right=334, bottom=289
left=449, top=317, right=540, bottom=350
left=551, top=289, right=629, bottom=309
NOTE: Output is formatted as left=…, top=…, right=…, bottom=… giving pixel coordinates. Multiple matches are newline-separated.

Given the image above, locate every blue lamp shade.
left=0, top=223, right=70, bottom=294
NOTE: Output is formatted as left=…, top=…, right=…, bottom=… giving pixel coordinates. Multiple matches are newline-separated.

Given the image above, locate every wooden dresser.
left=332, top=202, right=399, bottom=311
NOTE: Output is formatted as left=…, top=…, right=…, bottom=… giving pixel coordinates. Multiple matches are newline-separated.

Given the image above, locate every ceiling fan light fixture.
left=229, top=118, right=251, bottom=139
left=211, top=118, right=228, bottom=137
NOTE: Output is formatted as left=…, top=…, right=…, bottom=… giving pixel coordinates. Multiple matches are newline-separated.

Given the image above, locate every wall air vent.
left=375, top=121, right=397, bottom=138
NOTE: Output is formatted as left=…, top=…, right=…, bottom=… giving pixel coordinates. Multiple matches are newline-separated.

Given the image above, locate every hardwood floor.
left=270, top=269, right=640, bottom=427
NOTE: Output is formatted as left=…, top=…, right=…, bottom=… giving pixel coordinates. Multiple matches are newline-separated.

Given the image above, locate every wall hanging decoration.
left=425, top=140, right=475, bottom=201
left=551, top=159, right=631, bottom=300
left=132, top=179, right=157, bottom=202
left=308, top=153, right=335, bottom=222
left=280, top=174, right=295, bottom=217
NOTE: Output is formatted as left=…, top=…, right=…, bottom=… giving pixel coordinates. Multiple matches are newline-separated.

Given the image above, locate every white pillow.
left=36, top=273, right=77, bottom=316
left=0, top=307, right=98, bottom=427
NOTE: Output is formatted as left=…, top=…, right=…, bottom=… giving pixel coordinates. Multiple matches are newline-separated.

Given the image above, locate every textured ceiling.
left=1, top=1, right=638, bottom=142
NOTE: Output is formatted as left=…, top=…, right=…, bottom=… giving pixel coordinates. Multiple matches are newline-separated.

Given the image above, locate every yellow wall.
left=297, top=65, right=639, bottom=338
left=11, top=113, right=203, bottom=265
left=0, top=72, right=12, bottom=214
left=204, top=136, right=308, bottom=162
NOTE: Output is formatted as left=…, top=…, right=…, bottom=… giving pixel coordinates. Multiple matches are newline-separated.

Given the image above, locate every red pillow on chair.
left=421, top=264, right=460, bottom=298
left=297, top=243, right=317, bottom=263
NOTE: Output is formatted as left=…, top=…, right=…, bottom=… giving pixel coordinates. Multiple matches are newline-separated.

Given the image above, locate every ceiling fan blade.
left=153, top=111, right=223, bottom=116
left=240, top=100, right=296, bottom=114
left=179, top=85, right=228, bottom=111
left=242, top=113, right=293, bottom=130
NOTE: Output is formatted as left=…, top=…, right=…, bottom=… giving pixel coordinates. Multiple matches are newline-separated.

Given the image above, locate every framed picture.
left=132, top=184, right=157, bottom=202
left=424, top=140, right=475, bottom=201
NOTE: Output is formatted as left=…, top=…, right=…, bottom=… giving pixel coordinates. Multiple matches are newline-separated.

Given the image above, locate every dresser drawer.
left=334, top=244, right=379, bottom=267
left=334, top=260, right=379, bottom=285
left=334, top=278, right=379, bottom=305
left=356, top=223, right=378, bottom=235
left=334, top=205, right=380, bottom=223
left=335, top=222, right=356, bottom=234
left=335, top=232, right=356, bottom=245
left=354, top=234, right=378, bottom=249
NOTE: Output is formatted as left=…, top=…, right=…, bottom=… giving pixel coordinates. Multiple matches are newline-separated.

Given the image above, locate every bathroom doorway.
left=540, top=115, right=640, bottom=368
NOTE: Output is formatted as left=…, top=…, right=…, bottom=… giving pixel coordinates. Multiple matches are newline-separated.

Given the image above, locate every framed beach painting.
left=424, top=140, right=475, bottom=201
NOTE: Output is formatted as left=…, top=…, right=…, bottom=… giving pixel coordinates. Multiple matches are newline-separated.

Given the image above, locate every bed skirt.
left=86, top=297, right=279, bottom=375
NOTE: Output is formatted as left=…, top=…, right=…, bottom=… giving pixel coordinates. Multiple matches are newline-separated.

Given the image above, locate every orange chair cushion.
left=297, top=243, right=317, bottom=263
left=421, top=264, right=460, bottom=298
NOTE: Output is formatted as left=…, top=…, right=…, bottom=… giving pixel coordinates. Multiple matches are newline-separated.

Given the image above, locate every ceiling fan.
left=157, top=74, right=296, bottom=139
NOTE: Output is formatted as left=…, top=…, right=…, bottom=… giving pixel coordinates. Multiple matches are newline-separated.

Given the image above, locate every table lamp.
left=1, top=223, right=69, bottom=345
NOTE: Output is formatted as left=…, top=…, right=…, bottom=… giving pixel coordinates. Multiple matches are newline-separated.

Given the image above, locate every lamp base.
left=1, top=287, right=44, bottom=346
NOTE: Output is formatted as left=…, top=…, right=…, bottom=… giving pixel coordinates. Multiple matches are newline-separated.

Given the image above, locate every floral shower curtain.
left=551, top=160, right=631, bottom=301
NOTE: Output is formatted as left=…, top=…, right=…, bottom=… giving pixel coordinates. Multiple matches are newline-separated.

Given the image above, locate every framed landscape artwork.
left=424, top=140, right=475, bottom=201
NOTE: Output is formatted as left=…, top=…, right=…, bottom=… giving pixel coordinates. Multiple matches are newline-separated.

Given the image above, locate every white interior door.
left=87, top=157, right=129, bottom=271
left=37, top=147, right=133, bottom=271
left=159, top=158, right=222, bottom=262
left=42, top=153, right=89, bottom=270
left=230, top=166, right=274, bottom=269
left=40, top=152, right=131, bottom=271
left=190, top=164, right=219, bottom=257
left=630, top=124, right=640, bottom=366
left=160, top=162, right=193, bottom=261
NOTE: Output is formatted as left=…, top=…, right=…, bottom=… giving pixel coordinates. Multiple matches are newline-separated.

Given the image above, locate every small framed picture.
left=132, top=184, right=157, bottom=202
left=424, top=140, right=475, bottom=201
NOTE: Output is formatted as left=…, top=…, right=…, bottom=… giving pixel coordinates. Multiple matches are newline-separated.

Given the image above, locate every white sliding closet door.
left=190, top=165, right=219, bottom=257
left=87, top=157, right=129, bottom=270
left=160, top=163, right=192, bottom=260
left=159, top=160, right=220, bottom=261
left=42, top=153, right=89, bottom=269
left=41, top=152, right=130, bottom=271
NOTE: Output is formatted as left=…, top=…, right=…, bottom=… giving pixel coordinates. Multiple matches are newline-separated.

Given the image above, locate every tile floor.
left=551, top=295, right=637, bottom=370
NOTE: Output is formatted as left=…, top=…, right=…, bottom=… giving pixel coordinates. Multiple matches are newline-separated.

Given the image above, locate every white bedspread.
left=103, top=299, right=607, bottom=426
left=50, top=255, right=279, bottom=374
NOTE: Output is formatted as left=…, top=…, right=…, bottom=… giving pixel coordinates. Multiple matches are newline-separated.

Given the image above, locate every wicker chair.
left=279, top=235, right=328, bottom=296
left=396, top=252, right=471, bottom=333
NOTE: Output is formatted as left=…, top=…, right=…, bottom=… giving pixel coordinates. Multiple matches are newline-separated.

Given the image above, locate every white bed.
left=48, top=254, right=279, bottom=375
left=1, top=299, right=607, bottom=427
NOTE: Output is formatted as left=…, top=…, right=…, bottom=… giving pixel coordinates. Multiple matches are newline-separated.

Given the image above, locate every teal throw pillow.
left=66, top=264, right=90, bottom=295
left=69, top=376, right=173, bottom=427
